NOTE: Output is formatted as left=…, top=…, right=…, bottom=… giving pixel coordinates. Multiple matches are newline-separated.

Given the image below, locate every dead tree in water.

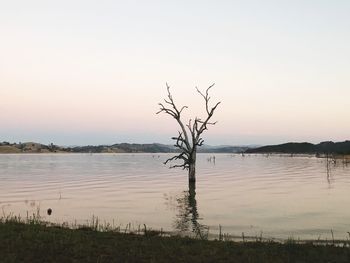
left=157, top=83, right=220, bottom=183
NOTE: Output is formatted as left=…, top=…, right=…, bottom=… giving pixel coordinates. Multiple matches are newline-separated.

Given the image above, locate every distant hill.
left=0, top=142, right=69, bottom=153
left=70, top=143, right=177, bottom=153
left=198, top=145, right=249, bottom=153
left=246, top=141, right=350, bottom=155
left=0, top=141, right=250, bottom=154
left=0, top=145, right=21, bottom=153
left=68, top=143, right=250, bottom=153
left=4, top=140, right=350, bottom=155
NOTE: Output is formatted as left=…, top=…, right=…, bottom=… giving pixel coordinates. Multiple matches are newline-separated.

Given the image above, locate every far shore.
left=1, top=140, right=350, bottom=156
left=1, top=146, right=350, bottom=161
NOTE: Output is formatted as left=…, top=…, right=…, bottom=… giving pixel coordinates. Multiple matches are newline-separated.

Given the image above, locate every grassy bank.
left=1, top=220, right=350, bottom=263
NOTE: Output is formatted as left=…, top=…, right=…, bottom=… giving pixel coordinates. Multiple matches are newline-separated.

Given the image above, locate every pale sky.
left=1, top=0, right=349, bottom=146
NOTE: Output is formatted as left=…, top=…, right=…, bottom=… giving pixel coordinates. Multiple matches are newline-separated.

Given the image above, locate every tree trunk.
left=188, top=149, right=196, bottom=183
left=188, top=181, right=198, bottom=231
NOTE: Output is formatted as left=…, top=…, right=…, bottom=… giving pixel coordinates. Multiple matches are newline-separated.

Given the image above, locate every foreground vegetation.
left=1, top=218, right=350, bottom=263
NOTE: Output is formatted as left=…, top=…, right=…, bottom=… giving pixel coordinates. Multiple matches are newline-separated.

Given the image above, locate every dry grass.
left=1, top=215, right=350, bottom=263
left=0, top=146, right=21, bottom=153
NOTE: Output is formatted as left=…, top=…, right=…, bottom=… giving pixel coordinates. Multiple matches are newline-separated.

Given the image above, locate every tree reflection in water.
left=167, top=182, right=209, bottom=239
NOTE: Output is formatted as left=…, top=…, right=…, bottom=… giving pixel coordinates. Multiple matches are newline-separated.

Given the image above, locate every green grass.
left=1, top=218, right=350, bottom=263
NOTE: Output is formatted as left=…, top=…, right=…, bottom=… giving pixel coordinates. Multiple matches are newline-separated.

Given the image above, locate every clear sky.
left=1, top=0, right=349, bottom=146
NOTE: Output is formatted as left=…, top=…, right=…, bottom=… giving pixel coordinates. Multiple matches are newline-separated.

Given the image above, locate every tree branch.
left=157, top=84, right=191, bottom=150
left=195, top=84, right=221, bottom=142
left=157, top=83, right=220, bottom=170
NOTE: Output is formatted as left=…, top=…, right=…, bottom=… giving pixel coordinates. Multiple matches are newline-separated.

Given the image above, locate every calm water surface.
left=0, top=153, right=349, bottom=240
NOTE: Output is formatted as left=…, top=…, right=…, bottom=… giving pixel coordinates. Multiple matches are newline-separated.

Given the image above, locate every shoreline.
left=1, top=219, right=350, bottom=262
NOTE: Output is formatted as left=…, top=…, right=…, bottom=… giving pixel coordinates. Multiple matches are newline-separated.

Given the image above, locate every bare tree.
left=157, top=83, right=221, bottom=183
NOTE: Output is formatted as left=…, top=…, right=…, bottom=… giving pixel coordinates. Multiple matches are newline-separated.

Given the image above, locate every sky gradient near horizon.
left=1, top=1, right=350, bottom=146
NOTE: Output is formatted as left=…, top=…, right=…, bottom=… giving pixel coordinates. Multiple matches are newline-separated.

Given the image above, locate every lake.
left=0, top=153, right=349, bottom=240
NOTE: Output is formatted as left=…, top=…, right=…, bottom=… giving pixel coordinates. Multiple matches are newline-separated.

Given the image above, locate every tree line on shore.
left=0, top=141, right=248, bottom=154
left=1, top=140, right=349, bottom=155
